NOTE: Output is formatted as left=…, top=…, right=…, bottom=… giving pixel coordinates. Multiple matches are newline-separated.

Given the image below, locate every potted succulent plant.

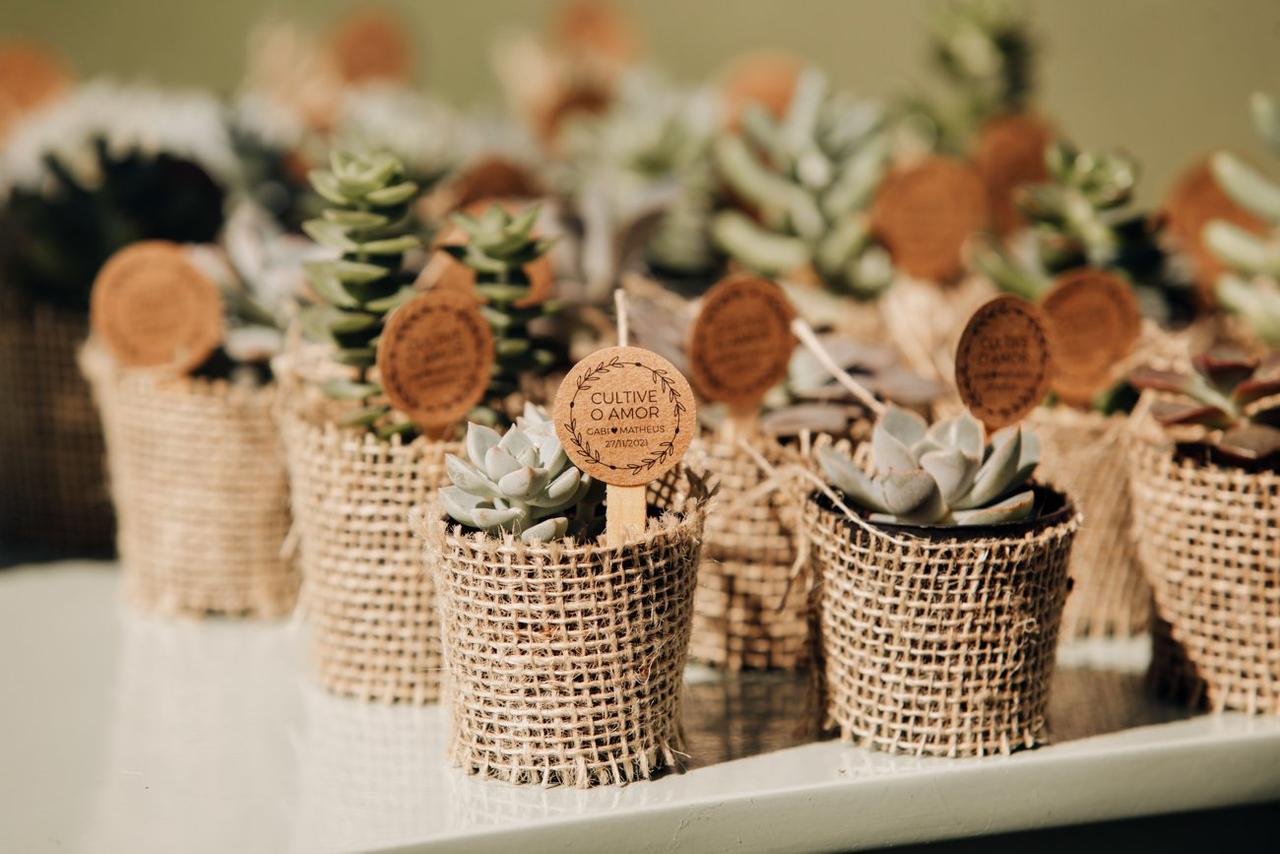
left=80, top=239, right=296, bottom=618
left=1203, top=92, right=1280, bottom=349
left=1127, top=349, right=1280, bottom=713
left=970, top=140, right=1202, bottom=639
left=804, top=405, right=1077, bottom=756
left=421, top=408, right=712, bottom=786
left=0, top=80, right=235, bottom=556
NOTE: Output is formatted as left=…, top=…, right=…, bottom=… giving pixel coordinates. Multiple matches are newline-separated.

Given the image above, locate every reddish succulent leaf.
left=1218, top=424, right=1280, bottom=462
left=1150, top=400, right=1234, bottom=428
left=1129, top=367, right=1193, bottom=394
left=1234, top=377, right=1280, bottom=406
left=1192, top=349, right=1259, bottom=392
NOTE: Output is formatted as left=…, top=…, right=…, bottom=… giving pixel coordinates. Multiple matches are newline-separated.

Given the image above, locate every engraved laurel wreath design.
left=565, top=355, right=687, bottom=476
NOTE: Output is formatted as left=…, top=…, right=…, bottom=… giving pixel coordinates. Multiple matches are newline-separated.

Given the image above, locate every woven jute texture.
left=1126, top=426, right=1280, bottom=714
left=283, top=410, right=453, bottom=704
left=0, top=289, right=113, bottom=553
left=423, top=480, right=707, bottom=787
left=82, top=348, right=296, bottom=617
left=804, top=491, right=1077, bottom=757
left=665, top=434, right=808, bottom=671
left=1030, top=408, right=1150, bottom=639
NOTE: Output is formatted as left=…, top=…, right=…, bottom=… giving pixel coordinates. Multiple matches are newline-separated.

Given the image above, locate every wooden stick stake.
left=606, top=288, right=648, bottom=546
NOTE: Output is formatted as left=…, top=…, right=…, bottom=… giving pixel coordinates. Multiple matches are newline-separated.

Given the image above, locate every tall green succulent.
left=818, top=405, right=1041, bottom=526
left=929, top=0, right=1033, bottom=145
left=710, top=68, right=895, bottom=300
left=445, top=204, right=559, bottom=425
left=1205, top=92, right=1280, bottom=346
left=441, top=404, right=604, bottom=542
left=971, top=141, right=1195, bottom=326
left=300, top=149, right=422, bottom=438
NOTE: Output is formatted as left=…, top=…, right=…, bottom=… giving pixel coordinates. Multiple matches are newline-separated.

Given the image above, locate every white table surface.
left=3, top=562, right=1279, bottom=854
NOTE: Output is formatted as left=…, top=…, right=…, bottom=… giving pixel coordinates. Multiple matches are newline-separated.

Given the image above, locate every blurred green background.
left=7, top=0, right=1280, bottom=206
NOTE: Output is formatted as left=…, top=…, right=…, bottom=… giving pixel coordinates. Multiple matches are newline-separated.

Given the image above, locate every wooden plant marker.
left=973, top=113, right=1054, bottom=236
left=688, top=274, right=796, bottom=440
left=376, top=289, right=494, bottom=434
left=1039, top=267, right=1141, bottom=407
left=870, top=154, right=989, bottom=283
left=555, top=292, right=696, bottom=546
left=90, top=241, right=224, bottom=374
left=1163, top=156, right=1267, bottom=301
left=954, top=295, right=1054, bottom=432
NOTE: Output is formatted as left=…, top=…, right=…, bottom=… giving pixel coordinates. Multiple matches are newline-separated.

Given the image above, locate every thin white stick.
left=789, top=317, right=886, bottom=416
left=614, top=288, right=629, bottom=347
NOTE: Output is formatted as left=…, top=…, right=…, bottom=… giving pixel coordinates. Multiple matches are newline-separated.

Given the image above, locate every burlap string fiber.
left=803, top=478, right=1077, bottom=757
left=283, top=410, right=453, bottom=704
left=1127, top=421, right=1280, bottom=714
left=82, top=346, right=296, bottom=617
left=666, top=434, right=808, bottom=671
left=422, top=470, right=707, bottom=787
left=1, top=289, right=113, bottom=553
left=1031, top=407, right=1150, bottom=638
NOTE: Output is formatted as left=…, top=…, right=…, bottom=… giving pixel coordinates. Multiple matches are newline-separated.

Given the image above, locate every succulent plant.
left=299, top=149, right=422, bottom=438
left=710, top=68, right=895, bottom=299
left=441, top=404, right=605, bottom=542
left=818, top=405, right=1041, bottom=526
left=1130, top=348, right=1280, bottom=465
left=445, top=203, right=561, bottom=424
left=919, top=0, right=1034, bottom=150
left=1205, top=92, right=1280, bottom=346
left=970, top=140, right=1196, bottom=326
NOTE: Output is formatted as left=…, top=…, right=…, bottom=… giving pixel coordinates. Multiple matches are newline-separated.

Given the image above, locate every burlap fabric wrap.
left=1030, top=407, right=1150, bottom=638
left=82, top=347, right=296, bottom=617
left=422, top=475, right=707, bottom=787
left=670, top=435, right=808, bottom=671
left=283, top=410, right=453, bottom=704
left=1126, top=424, right=1280, bottom=714
left=0, top=289, right=113, bottom=553
left=803, top=488, right=1077, bottom=757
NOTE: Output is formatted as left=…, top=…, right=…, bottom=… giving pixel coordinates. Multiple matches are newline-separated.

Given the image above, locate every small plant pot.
left=283, top=411, right=454, bottom=704
left=1127, top=425, right=1280, bottom=714
left=665, top=435, right=808, bottom=671
left=421, top=473, right=707, bottom=787
left=1, top=289, right=113, bottom=554
left=82, top=348, right=296, bottom=617
left=1030, top=407, right=1151, bottom=638
left=803, top=485, right=1078, bottom=757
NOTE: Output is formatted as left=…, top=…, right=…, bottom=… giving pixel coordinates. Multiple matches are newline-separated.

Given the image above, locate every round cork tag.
left=973, top=113, right=1053, bottom=236
left=90, top=241, right=223, bottom=373
left=871, top=155, right=989, bottom=283
left=554, top=346, right=697, bottom=487
left=329, top=8, right=412, bottom=84
left=719, top=49, right=802, bottom=128
left=445, top=156, right=544, bottom=212
left=0, top=40, right=72, bottom=133
left=954, top=296, right=1053, bottom=430
left=376, top=289, right=495, bottom=428
left=1163, top=156, right=1266, bottom=302
left=1040, top=267, right=1141, bottom=407
left=688, top=274, right=795, bottom=408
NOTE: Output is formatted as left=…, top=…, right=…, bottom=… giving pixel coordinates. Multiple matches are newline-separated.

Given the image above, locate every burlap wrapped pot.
left=0, top=289, right=113, bottom=554
left=421, top=472, right=708, bottom=787
left=283, top=410, right=454, bottom=704
left=665, top=434, right=808, bottom=671
left=81, top=347, right=296, bottom=617
left=1030, top=407, right=1150, bottom=638
left=1127, top=422, right=1280, bottom=715
left=804, top=486, right=1078, bottom=757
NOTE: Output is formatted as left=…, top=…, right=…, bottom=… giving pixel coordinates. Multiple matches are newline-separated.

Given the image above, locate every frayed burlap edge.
left=421, top=472, right=707, bottom=787
left=1030, top=407, right=1151, bottom=639
left=0, top=289, right=113, bottom=552
left=664, top=434, right=809, bottom=671
left=803, top=487, right=1078, bottom=757
left=81, top=345, right=296, bottom=618
left=282, top=408, right=454, bottom=704
left=1126, top=420, right=1280, bottom=715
